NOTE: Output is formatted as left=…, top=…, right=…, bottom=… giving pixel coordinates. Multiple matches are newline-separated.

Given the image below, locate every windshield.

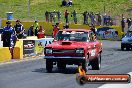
left=55, top=31, right=88, bottom=42
left=126, top=31, right=132, bottom=37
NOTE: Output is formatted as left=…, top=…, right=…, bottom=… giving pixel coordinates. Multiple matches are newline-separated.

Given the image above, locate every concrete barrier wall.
left=0, top=47, right=11, bottom=62
left=1, top=20, right=123, bottom=40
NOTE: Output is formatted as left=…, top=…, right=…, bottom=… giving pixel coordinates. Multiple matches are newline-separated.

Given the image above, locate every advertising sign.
left=34, top=38, right=54, bottom=55
left=96, top=27, right=120, bottom=40
left=23, top=40, right=35, bottom=57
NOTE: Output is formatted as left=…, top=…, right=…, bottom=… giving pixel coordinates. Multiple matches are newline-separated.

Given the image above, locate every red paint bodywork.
left=45, top=29, right=102, bottom=61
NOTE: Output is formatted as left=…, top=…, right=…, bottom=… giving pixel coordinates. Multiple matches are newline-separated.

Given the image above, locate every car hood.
left=46, top=41, right=89, bottom=49
left=122, top=36, right=132, bottom=41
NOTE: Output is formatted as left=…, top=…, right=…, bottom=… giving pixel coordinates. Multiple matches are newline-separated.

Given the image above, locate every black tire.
left=46, top=60, right=53, bottom=73
left=82, top=59, right=89, bottom=72
left=121, top=45, right=124, bottom=51
left=126, top=47, right=130, bottom=51
left=57, top=62, right=66, bottom=69
left=91, top=54, right=101, bottom=70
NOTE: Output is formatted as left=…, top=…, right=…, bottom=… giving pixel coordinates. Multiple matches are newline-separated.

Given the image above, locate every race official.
left=14, top=20, right=25, bottom=39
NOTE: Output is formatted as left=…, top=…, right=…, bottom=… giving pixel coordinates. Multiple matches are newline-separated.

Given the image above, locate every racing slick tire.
left=82, top=55, right=89, bottom=72
left=57, top=62, right=66, bottom=69
left=91, top=54, right=101, bottom=70
left=46, top=59, right=53, bottom=73
left=121, top=45, right=124, bottom=51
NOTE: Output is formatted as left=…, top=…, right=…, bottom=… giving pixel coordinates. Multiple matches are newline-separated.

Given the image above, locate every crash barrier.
left=1, top=20, right=123, bottom=40
left=0, top=47, right=11, bottom=63
left=0, top=37, right=53, bottom=63
left=0, top=34, right=3, bottom=47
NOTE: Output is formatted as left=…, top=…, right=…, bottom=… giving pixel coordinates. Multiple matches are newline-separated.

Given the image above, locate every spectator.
left=89, top=12, right=95, bottom=26
left=57, top=11, right=61, bottom=23
left=68, top=0, right=73, bottom=6
left=63, top=23, right=69, bottom=29
left=45, top=11, right=49, bottom=22
left=28, top=25, right=34, bottom=36
left=103, top=13, right=107, bottom=26
left=90, top=25, right=97, bottom=35
left=121, top=17, right=126, bottom=32
left=37, top=26, right=45, bottom=39
left=72, top=10, right=77, bottom=24
left=97, top=13, right=102, bottom=26
left=53, top=23, right=60, bottom=38
left=14, top=20, right=25, bottom=39
left=53, top=10, right=56, bottom=23
left=33, top=20, right=39, bottom=36
left=2, top=21, right=17, bottom=59
left=127, top=18, right=132, bottom=29
left=83, top=11, right=88, bottom=25
left=62, top=0, right=67, bottom=6
left=64, top=10, right=69, bottom=23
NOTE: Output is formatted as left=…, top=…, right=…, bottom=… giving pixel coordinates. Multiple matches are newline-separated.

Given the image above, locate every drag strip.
left=0, top=40, right=132, bottom=88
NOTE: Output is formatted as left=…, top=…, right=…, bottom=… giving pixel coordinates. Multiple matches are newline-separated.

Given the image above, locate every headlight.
left=45, top=49, right=52, bottom=54
left=76, top=48, right=84, bottom=53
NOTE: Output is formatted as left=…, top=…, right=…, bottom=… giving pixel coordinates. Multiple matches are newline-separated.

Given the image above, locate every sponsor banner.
left=76, top=74, right=130, bottom=85
left=23, top=40, right=35, bottom=58
left=76, top=67, right=131, bottom=85
left=96, top=27, right=122, bottom=40
left=34, top=38, right=54, bottom=55
left=23, top=38, right=54, bottom=58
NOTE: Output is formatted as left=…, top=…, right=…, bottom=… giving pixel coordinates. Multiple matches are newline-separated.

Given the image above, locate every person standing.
left=53, top=23, right=60, bottom=38
left=33, top=20, right=39, bottom=36
left=121, top=17, right=126, bottom=32
left=45, top=11, right=49, bottom=22
left=57, top=11, right=61, bottom=23
left=97, top=13, right=102, bottom=26
left=64, top=10, right=69, bottom=23
left=72, top=10, right=77, bottom=24
left=2, top=21, right=15, bottom=47
left=14, top=20, right=25, bottom=39
left=1, top=21, right=17, bottom=59
left=127, top=18, right=132, bottom=29
left=28, top=25, right=34, bottom=36
left=37, top=26, right=45, bottom=39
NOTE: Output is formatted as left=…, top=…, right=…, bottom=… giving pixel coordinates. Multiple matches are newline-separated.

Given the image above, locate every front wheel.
left=121, top=45, right=124, bottom=51
left=46, top=60, right=53, bottom=73
left=91, top=54, right=101, bottom=70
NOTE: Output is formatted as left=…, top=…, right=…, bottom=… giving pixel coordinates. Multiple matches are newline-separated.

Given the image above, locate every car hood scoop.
left=61, top=41, right=72, bottom=45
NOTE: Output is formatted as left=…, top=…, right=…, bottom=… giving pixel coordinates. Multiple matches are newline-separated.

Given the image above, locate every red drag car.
left=44, top=29, right=102, bottom=72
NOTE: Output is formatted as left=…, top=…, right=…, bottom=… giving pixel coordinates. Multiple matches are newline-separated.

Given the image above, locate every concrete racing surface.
left=0, top=40, right=132, bottom=88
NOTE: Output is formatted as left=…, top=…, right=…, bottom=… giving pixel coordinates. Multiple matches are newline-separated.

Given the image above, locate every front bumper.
left=44, top=56, right=85, bottom=62
left=121, top=43, right=132, bottom=47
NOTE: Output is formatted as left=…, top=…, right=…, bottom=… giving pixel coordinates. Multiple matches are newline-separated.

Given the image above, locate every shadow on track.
left=32, top=67, right=79, bottom=74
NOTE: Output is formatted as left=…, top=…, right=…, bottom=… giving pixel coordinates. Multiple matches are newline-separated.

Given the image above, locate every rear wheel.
left=46, top=59, right=53, bottom=73
left=91, top=54, right=101, bottom=70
